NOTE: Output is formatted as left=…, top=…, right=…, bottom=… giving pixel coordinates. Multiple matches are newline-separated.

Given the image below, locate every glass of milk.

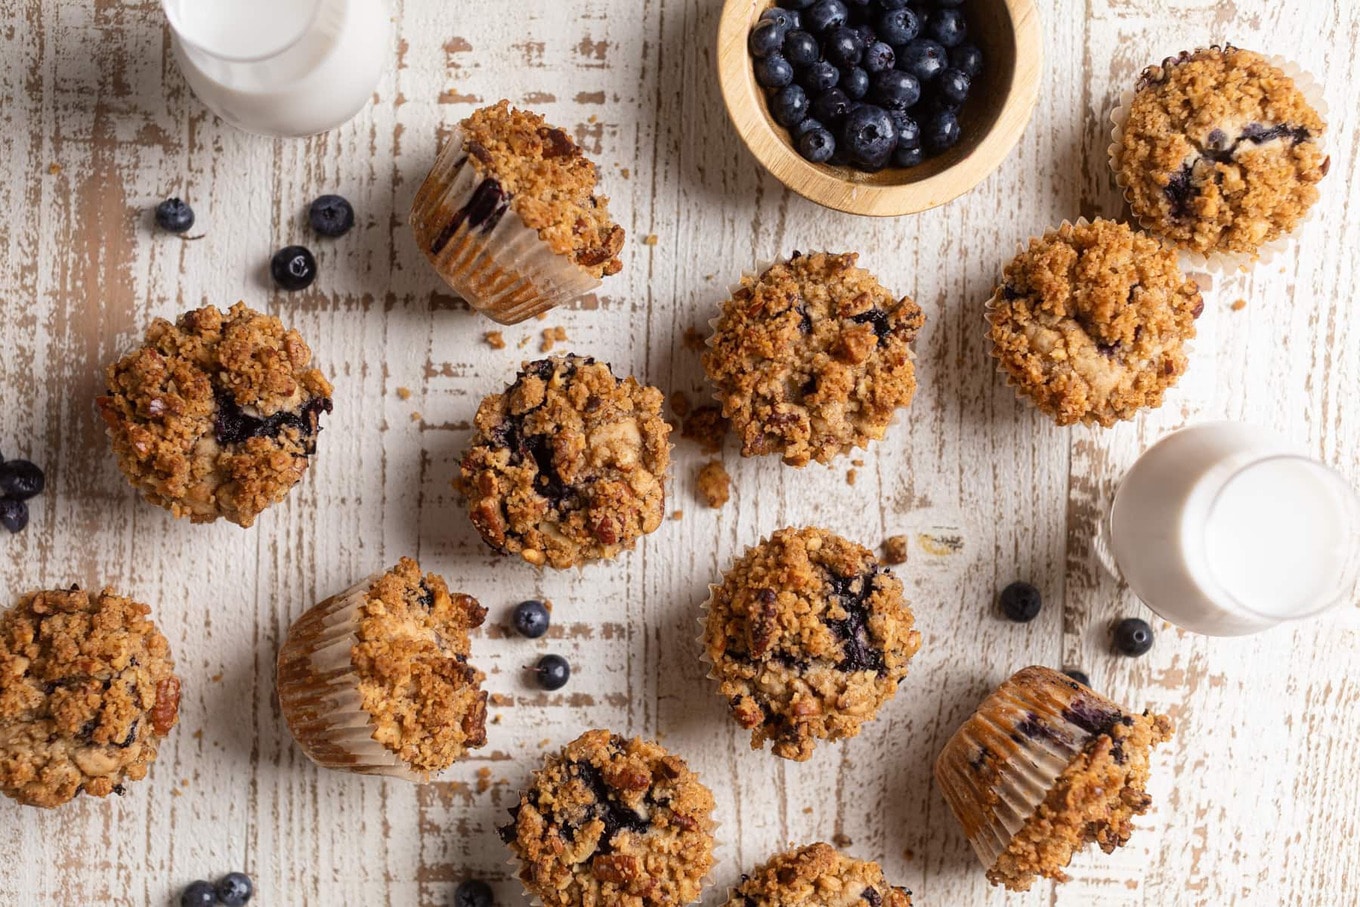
left=162, top=0, right=391, bottom=137
left=1109, top=422, right=1360, bottom=636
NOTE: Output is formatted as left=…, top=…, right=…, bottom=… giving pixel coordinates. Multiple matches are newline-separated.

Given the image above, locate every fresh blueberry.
left=749, top=20, right=787, bottom=58
left=804, top=0, right=848, bottom=32
left=755, top=53, right=794, bottom=88
left=840, top=104, right=897, bottom=168
left=0, top=499, right=27, bottom=534
left=936, top=67, right=971, bottom=108
left=809, top=87, right=852, bottom=125
left=779, top=0, right=816, bottom=9
left=898, top=38, right=947, bottom=81
left=154, top=197, right=194, bottom=234
left=1113, top=618, right=1155, bottom=657
left=216, top=872, right=254, bottom=906
left=871, top=69, right=920, bottom=111
left=892, top=144, right=924, bottom=167
left=1064, top=669, right=1092, bottom=687
left=851, top=23, right=876, bottom=46
left=798, top=60, right=839, bottom=93
left=890, top=111, right=920, bottom=148
left=454, top=881, right=495, bottom=907
left=782, top=30, right=820, bottom=67
left=512, top=600, right=551, bottom=639
left=791, top=116, right=824, bottom=137
left=861, top=41, right=895, bottom=74
left=797, top=126, right=837, bottom=163
left=769, top=84, right=810, bottom=127
left=823, top=27, right=864, bottom=67
left=534, top=654, right=571, bottom=691
left=951, top=43, right=983, bottom=79
left=877, top=8, right=920, bottom=46
left=180, top=881, right=216, bottom=907
left=0, top=460, right=44, bottom=500
left=761, top=8, right=801, bottom=29
left=927, top=7, right=967, bottom=47
left=998, top=581, right=1042, bottom=623
left=308, top=194, right=354, bottom=238
left=270, top=246, right=317, bottom=291
left=840, top=66, right=869, bottom=99
left=923, top=109, right=961, bottom=152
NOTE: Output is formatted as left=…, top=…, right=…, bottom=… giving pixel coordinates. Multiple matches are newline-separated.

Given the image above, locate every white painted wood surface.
left=2, top=0, right=1358, bottom=904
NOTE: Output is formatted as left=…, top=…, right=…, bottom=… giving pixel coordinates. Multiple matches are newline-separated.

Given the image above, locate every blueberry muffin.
left=461, top=355, right=672, bottom=569
left=500, top=729, right=717, bottom=906
left=411, top=101, right=625, bottom=323
left=0, top=586, right=181, bottom=808
left=727, top=843, right=913, bottom=907
left=1113, top=46, right=1327, bottom=260
left=277, top=558, right=487, bottom=780
left=934, top=666, right=1173, bottom=891
left=703, top=526, right=922, bottom=762
left=703, top=252, right=924, bottom=467
left=988, top=219, right=1202, bottom=427
left=97, top=302, right=333, bottom=528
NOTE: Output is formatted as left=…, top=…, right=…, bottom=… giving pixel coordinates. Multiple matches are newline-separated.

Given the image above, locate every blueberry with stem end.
left=862, top=41, right=896, bottom=74
left=797, top=126, right=836, bottom=163
left=534, top=654, right=571, bottom=691
left=998, top=581, right=1042, bottom=623
left=840, top=104, right=897, bottom=168
left=890, top=111, right=920, bottom=149
left=216, top=872, right=254, bottom=906
left=0, top=460, right=44, bottom=500
left=155, top=197, right=195, bottom=234
left=804, top=0, right=848, bottom=32
left=512, top=600, right=551, bottom=639
left=454, top=880, right=494, bottom=907
left=270, top=246, right=318, bottom=291
left=798, top=60, right=839, bottom=93
left=0, top=499, right=28, bottom=534
left=180, top=881, right=216, bottom=907
left=1113, top=618, right=1154, bottom=657
left=877, top=8, right=920, bottom=46
left=309, top=194, right=355, bottom=237
left=755, top=53, right=794, bottom=89
left=809, top=87, right=852, bottom=126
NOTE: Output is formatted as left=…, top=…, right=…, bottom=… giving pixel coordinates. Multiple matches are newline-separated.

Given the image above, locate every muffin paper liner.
left=932, top=666, right=1132, bottom=872
left=275, top=571, right=423, bottom=782
left=1107, top=49, right=1328, bottom=274
left=411, top=126, right=602, bottom=325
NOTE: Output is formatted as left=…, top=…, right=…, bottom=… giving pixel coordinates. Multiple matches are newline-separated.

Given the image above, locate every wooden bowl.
left=717, top=0, right=1043, bottom=216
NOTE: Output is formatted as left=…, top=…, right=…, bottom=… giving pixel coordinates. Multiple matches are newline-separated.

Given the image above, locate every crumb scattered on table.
left=476, top=767, right=493, bottom=793
left=846, top=469, right=857, bottom=486
left=682, top=325, right=707, bottom=351
left=671, top=509, right=684, bottom=520
left=681, top=405, right=729, bottom=454
left=832, top=832, right=853, bottom=848
left=643, top=234, right=658, bottom=246
left=535, top=312, right=548, bottom=321
left=48, top=163, right=62, bottom=174
left=518, top=334, right=532, bottom=349
left=540, top=325, right=568, bottom=353
left=697, top=460, right=731, bottom=508
left=210, top=673, right=223, bottom=683
left=1231, top=298, right=1247, bottom=311
left=410, top=411, right=422, bottom=422
left=485, top=330, right=506, bottom=349
left=396, top=386, right=412, bottom=400
left=902, top=848, right=915, bottom=861
left=882, top=535, right=908, bottom=565
left=489, top=693, right=514, bottom=707
left=852, top=458, right=864, bottom=467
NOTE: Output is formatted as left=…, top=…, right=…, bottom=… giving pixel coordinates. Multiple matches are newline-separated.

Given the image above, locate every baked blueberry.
left=841, top=66, right=869, bottom=99
left=936, top=67, right=971, bottom=108
left=535, top=654, right=571, bottom=691
left=1113, top=618, right=1154, bottom=657
left=810, top=87, right=852, bottom=125
left=923, top=109, right=961, bottom=152
left=1064, top=669, right=1092, bottom=687
left=927, top=7, right=967, bottom=47
left=512, top=599, right=551, bottom=639
left=154, top=197, right=195, bottom=234
left=180, top=881, right=216, bottom=907
left=270, top=245, right=318, bottom=291
left=0, top=499, right=27, bottom=534
left=877, top=8, right=920, bottom=45
left=799, top=60, right=840, bottom=93
left=998, top=581, right=1042, bottom=623
left=308, top=194, right=355, bottom=237
left=755, top=53, right=795, bottom=88
left=216, top=872, right=254, bottom=906
left=890, top=111, right=920, bottom=149
left=840, top=104, right=897, bottom=167
left=0, top=459, right=44, bottom=500
left=770, top=84, right=811, bottom=127
left=454, top=880, right=494, bottom=907
left=870, top=70, right=920, bottom=111
left=782, top=30, right=820, bottom=67
left=892, top=144, right=924, bottom=167
left=824, top=27, right=864, bottom=67
left=797, top=126, right=837, bottom=163
left=862, top=41, right=896, bottom=74
left=805, top=0, right=848, bottom=32
left=760, top=7, right=801, bottom=29
left=898, top=38, right=947, bottom=82
left=951, top=43, right=983, bottom=79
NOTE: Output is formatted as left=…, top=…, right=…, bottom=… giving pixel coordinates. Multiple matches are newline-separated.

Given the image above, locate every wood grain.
left=1, top=0, right=1358, bottom=904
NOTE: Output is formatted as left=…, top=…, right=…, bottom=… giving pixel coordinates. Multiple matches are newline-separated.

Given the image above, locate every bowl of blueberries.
left=718, top=0, right=1041, bottom=215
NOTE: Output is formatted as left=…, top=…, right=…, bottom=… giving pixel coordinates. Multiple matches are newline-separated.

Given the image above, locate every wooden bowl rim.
left=717, top=0, right=1043, bottom=217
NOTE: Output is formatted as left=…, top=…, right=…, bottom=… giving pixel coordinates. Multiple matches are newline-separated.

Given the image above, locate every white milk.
left=163, top=0, right=391, bottom=137
left=1109, top=422, right=1360, bottom=636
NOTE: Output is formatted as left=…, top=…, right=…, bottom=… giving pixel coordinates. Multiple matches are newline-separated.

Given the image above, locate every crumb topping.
left=697, top=460, right=731, bottom=508
left=727, top=843, right=913, bottom=907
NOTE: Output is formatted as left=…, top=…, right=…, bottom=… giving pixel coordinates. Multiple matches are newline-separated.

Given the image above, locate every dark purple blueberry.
left=308, top=194, right=354, bottom=238
left=1064, top=669, right=1092, bottom=687
left=810, top=87, right=852, bottom=125
left=927, top=7, right=967, bottom=47
left=798, top=60, right=840, bottom=93
left=923, top=109, right=961, bottom=152
left=769, top=84, right=810, bottom=127
left=0, top=460, right=44, bottom=500
left=154, top=197, right=194, bottom=234
left=851, top=23, right=876, bottom=46
left=892, top=144, right=924, bottom=167
left=935, top=67, right=971, bottom=108
left=840, top=104, right=897, bottom=168
left=824, top=27, right=864, bottom=66
left=454, top=880, right=495, bottom=907
left=1113, top=618, right=1154, bottom=657
left=998, top=581, right=1042, bottom=623
left=779, top=0, right=816, bottom=9
left=951, top=43, right=983, bottom=79
left=749, top=20, right=787, bottom=58
left=870, top=69, right=920, bottom=111
left=755, top=53, right=795, bottom=88
left=535, top=654, right=571, bottom=691
left=760, top=7, right=801, bottom=29
left=890, top=111, right=920, bottom=147
left=797, top=126, right=836, bottom=163
left=898, top=38, right=947, bottom=81
left=180, top=881, right=216, bottom=907
left=512, top=600, right=551, bottom=639
left=877, top=8, right=920, bottom=45
left=782, top=30, right=820, bottom=67
left=270, top=245, right=317, bottom=291
left=0, top=499, right=27, bottom=534
left=862, top=41, right=896, bottom=74
left=841, top=65, right=869, bottom=99
left=216, top=872, right=254, bottom=906
left=805, top=0, right=848, bottom=32
left=791, top=116, right=824, bottom=137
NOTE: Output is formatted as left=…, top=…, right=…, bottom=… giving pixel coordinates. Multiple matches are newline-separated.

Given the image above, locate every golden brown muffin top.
left=727, top=843, right=913, bottom=907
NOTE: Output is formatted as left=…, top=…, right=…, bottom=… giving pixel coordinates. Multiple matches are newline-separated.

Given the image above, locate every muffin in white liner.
left=934, top=666, right=1173, bottom=891
left=1107, top=45, right=1328, bottom=273
left=275, top=558, right=487, bottom=781
left=410, top=102, right=625, bottom=325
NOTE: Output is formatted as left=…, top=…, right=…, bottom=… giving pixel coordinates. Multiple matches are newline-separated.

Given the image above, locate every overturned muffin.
left=97, top=302, right=333, bottom=528
left=934, top=666, right=1174, bottom=891
left=0, top=586, right=181, bottom=808
left=461, top=355, right=672, bottom=569
left=727, top=843, right=912, bottom=906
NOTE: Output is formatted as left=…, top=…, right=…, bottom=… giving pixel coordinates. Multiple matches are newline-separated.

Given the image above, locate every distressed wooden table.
left=3, top=0, right=1359, bottom=904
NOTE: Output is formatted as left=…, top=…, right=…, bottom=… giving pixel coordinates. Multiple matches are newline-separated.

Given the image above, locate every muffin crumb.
left=882, top=535, right=908, bottom=565
left=485, top=331, right=507, bottom=350
left=697, top=460, right=731, bottom=508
